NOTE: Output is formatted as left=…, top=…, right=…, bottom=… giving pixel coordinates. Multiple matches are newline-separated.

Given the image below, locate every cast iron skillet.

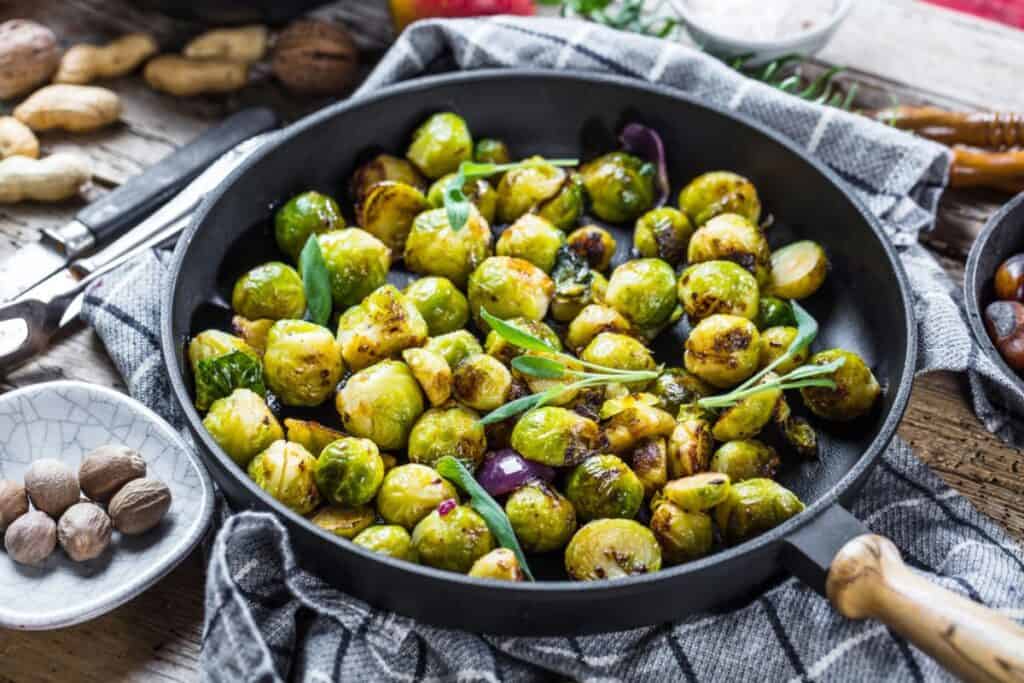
left=163, top=70, right=1024, bottom=678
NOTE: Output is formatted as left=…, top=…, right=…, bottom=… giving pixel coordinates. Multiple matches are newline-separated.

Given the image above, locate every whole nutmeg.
left=0, top=479, right=29, bottom=531
left=271, top=19, right=359, bottom=95
left=0, top=20, right=61, bottom=99
left=4, top=510, right=56, bottom=566
left=24, top=458, right=80, bottom=518
left=58, top=502, right=112, bottom=562
left=79, top=444, right=146, bottom=503
left=108, top=478, right=171, bottom=535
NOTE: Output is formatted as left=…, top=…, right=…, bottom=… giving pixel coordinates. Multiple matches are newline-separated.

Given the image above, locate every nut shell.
left=108, top=478, right=171, bottom=535
left=0, top=479, right=29, bottom=531
left=79, top=444, right=146, bottom=503
left=24, top=458, right=80, bottom=518
left=4, top=510, right=56, bottom=565
left=0, top=20, right=60, bottom=99
left=58, top=502, right=112, bottom=562
left=271, top=20, right=359, bottom=95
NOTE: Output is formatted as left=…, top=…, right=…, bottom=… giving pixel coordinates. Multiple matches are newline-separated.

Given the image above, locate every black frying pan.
left=162, top=71, right=1024, bottom=679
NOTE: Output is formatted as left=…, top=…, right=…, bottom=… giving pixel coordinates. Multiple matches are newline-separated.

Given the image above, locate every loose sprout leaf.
left=446, top=158, right=578, bottom=231
left=435, top=456, right=535, bottom=581
left=299, top=235, right=332, bottom=327
left=480, top=308, right=560, bottom=354
left=194, top=350, right=266, bottom=412
left=511, top=354, right=566, bottom=379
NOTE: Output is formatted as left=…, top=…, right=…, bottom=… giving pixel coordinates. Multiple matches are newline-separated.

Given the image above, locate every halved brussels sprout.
left=404, top=276, right=469, bottom=336
left=630, top=437, right=668, bottom=498
left=754, top=296, right=797, bottom=330
left=283, top=418, right=346, bottom=458
left=232, top=262, right=306, bottom=321
left=350, top=153, right=427, bottom=201
left=336, top=284, right=429, bottom=371
left=424, top=330, right=484, bottom=369
left=602, top=395, right=676, bottom=453
left=404, top=207, right=492, bottom=288
left=468, top=256, right=554, bottom=325
left=274, top=190, right=344, bottom=261
left=402, top=347, right=452, bottom=407
left=649, top=500, right=713, bottom=564
left=769, top=240, right=828, bottom=300
left=247, top=440, right=321, bottom=515
left=604, top=258, right=678, bottom=329
left=510, top=406, right=600, bottom=467
left=377, top=463, right=458, bottom=530
left=505, top=481, right=577, bottom=554
left=312, top=504, right=375, bottom=539
left=412, top=505, right=494, bottom=573
left=710, top=439, right=780, bottom=482
left=232, top=316, right=274, bottom=356
left=667, top=409, right=713, bottom=479
left=566, top=225, right=617, bottom=273
left=353, top=524, right=418, bottom=562
left=579, top=152, right=656, bottom=223
left=634, top=207, right=693, bottom=265
left=426, top=175, right=498, bottom=224
left=468, top=548, right=524, bottom=581
left=662, top=472, right=731, bottom=511
left=474, top=138, right=510, bottom=165
left=264, top=320, right=344, bottom=407
left=315, top=436, right=385, bottom=507
left=408, top=406, right=487, bottom=471
left=678, top=260, right=759, bottom=322
left=536, top=173, right=585, bottom=231
left=356, top=181, right=430, bottom=256
left=485, top=317, right=561, bottom=365
left=496, top=214, right=565, bottom=273
left=687, top=214, right=771, bottom=287
left=684, top=314, right=761, bottom=388
left=711, top=378, right=782, bottom=441
left=777, top=410, right=818, bottom=459
left=336, top=360, right=425, bottom=450
left=565, top=304, right=632, bottom=353
left=715, top=478, right=804, bottom=545
left=650, top=368, right=711, bottom=415
left=318, top=228, right=392, bottom=310
left=406, top=112, right=473, bottom=179
left=678, top=171, right=761, bottom=226
left=496, top=156, right=567, bottom=224
left=452, top=353, right=513, bottom=412
left=565, top=518, right=661, bottom=580
left=203, top=389, right=283, bottom=467
left=581, top=332, right=656, bottom=378
left=566, top=454, right=644, bottom=521
left=188, top=330, right=258, bottom=374
left=800, top=349, right=881, bottom=421
left=758, top=326, right=808, bottom=374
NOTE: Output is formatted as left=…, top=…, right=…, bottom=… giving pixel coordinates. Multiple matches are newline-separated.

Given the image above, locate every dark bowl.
left=162, top=70, right=915, bottom=635
left=965, top=192, right=1024, bottom=392
left=133, top=0, right=329, bottom=23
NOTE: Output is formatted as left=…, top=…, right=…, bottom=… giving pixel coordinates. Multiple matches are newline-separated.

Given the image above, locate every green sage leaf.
left=480, top=309, right=560, bottom=354
left=511, top=355, right=566, bottom=379
left=299, top=235, right=332, bottom=327
left=194, top=350, right=266, bottom=412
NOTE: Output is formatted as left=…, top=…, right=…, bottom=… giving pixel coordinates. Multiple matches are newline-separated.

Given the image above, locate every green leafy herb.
left=480, top=309, right=560, bottom=354
left=731, top=54, right=861, bottom=111
left=537, top=0, right=680, bottom=37
left=194, top=350, right=266, bottom=412
left=299, top=234, right=332, bottom=327
left=446, top=158, right=577, bottom=231
left=434, top=456, right=535, bottom=581
left=511, top=355, right=566, bottom=378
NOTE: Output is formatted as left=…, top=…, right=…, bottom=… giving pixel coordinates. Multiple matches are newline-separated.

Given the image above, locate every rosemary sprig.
left=446, top=158, right=577, bottom=231
left=536, top=0, right=680, bottom=38
left=732, top=54, right=860, bottom=111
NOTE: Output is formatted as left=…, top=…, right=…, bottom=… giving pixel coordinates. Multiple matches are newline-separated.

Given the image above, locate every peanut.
left=0, top=153, right=91, bottom=203
left=54, top=33, right=158, bottom=85
left=183, top=25, right=268, bottom=63
left=0, top=117, right=39, bottom=159
left=144, top=55, right=248, bottom=97
left=14, top=84, right=121, bottom=133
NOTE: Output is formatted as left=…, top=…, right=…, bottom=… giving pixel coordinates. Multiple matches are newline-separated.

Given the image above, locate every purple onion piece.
left=620, top=122, right=670, bottom=207
left=476, top=449, right=556, bottom=497
left=437, top=498, right=457, bottom=516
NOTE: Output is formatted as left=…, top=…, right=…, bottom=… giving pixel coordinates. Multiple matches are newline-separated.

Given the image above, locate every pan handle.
left=784, top=505, right=1024, bottom=682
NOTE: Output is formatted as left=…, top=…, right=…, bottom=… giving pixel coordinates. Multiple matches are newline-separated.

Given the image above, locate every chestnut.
left=984, top=300, right=1024, bottom=369
left=994, top=253, right=1024, bottom=302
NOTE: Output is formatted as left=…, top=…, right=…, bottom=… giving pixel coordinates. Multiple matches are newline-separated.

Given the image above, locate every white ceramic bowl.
left=0, top=381, right=214, bottom=630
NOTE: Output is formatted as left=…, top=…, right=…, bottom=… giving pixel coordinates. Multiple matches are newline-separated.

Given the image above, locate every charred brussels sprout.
left=232, top=262, right=306, bottom=321
left=667, top=409, right=713, bottom=479
left=678, top=171, right=761, bottom=226
left=710, top=439, right=780, bottom=482
left=510, top=406, right=600, bottom=467
left=687, top=214, right=771, bottom=287
left=579, top=152, right=656, bottom=223
left=565, top=304, right=632, bottom=353
left=468, top=548, right=524, bottom=581
left=567, top=225, right=617, bottom=273
left=769, top=240, right=828, bottom=300
left=474, top=138, right=510, bottom=165
left=318, top=228, right=392, bottom=310
left=650, top=500, right=713, bottom=564
left=712, top=379, right=782, bottom=441
left=754, top=296, right=797, bottom=330
left=356, top=181, right=430, bottom=256
left=203, top=389, right=283, bottom=467
left=684, top=314, right=761, bottom=388
left=336, top=361, right=425, bottom=450
left=452, top=354, right=513, bottom=412
left=336, top=284, right=429, bottom=371
left=605, top=258, right=678, bottom=329
left=601, top=395, right=676, bottom=453
left=678, top=261, right=760, bottom=322
left=247, top=441, right=321, bottom=515
left=312, top=505, right=375, bottom=539
left=426, top=175, right=498, bottom=224
left=232, top=316, right=273, bottom=355
left=566, top=454, right=644, bottom=521
left=404, top=207, right=492, bottom=288
left=404, top=276, right=469, bottom=336
left=565, top=519, right=661, bottom=580
left=353, top=524, right=418, bottom=562
left=412, top=505, right=494, bottom=573
left=663, top=472, right=731, bottom=512
left=315, top=437, right=385, bottom=507
left=581, top=332, right=656, bottom=378
left=263, top=320, right=343, bottom=407
left=188, top=330, right=257, bottom=372
left=549, top=246, right=604, bottom=323
left=350, top=153, right=427, bottom=201
left=536, top=173, right=585, bottom=231
left=496, top=156, right=568, bottom=224
left=485, top=317, right=561, bottom=365
left=496, top=214, right=565, bottom=273
left=424, top=330, right=484, bottom=369
left=800, top=349, right=881, bottom=421
left=634, top=208, right=693, bottom=265
left=377, top=463, right=458, bottom=530
left=715, top=478, right=804, bottom=545
left=758, top=326, right=808, bottom=374
left=650, top=368, right=711, bottom=415
left=505, top=481, right=577, bottom=554
left=284, top=418, right=345, bottom=458
left=402, top=348, right=452, bottom=407
left=406, top=112, right=473, bottom=179
left=631, top=437, right=669, bottom=498
left=408, top=407, right=487, bottom=471
left=274, top=191, right=344, bottom=261
left=468, top=256, right=554, bottom=324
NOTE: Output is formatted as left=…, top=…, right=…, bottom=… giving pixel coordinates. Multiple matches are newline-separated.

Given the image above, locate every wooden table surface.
left=1, top=1, right=1023, bottom=680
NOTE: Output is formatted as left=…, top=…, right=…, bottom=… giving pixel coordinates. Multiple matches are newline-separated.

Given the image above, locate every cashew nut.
left=0, top=117, right=39, bottom=159
left=183, top=25, right=268, bottom=63
left=54, top=33, right=158, bottom=85
left=0, top=153, right=91, bottom=203
left=13, top=84, right=121, bottom=133
left=143, top=55, right=248, bottom=97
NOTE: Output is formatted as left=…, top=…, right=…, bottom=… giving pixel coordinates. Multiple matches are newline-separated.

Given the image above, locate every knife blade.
left=0, top=107, right=278, bottom=303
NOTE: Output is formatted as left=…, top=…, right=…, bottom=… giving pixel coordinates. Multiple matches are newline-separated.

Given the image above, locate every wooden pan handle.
left=826, top=534, right=1024, bottom=682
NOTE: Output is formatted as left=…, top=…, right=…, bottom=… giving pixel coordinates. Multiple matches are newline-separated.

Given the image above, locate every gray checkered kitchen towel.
left=81, top=16, right=1024, bottom=683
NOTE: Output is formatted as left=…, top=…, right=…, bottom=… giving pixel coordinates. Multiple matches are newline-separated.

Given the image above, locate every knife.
left=0, top=107, right=279, bottom=303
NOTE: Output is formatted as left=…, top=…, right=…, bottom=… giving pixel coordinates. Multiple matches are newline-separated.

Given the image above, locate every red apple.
left=391, top=0, right=535, bottom=31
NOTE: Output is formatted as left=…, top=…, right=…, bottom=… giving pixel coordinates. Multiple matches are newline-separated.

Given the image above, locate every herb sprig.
left=537, top=0, right=680, bottom=38
left=299, top=234, right=332, bottom=327
left=445, top=158, right=577, bottom=231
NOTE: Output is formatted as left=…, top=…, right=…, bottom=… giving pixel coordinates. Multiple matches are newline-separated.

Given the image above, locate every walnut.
left=108, top=478, right=171, bottom=535
left=58, top=502, right=112, bottom=562
left=79, top=444, right=147, bottom=503
left=4, top=510, right=56, bottom=566
left=0, top=479, right=28, bottom=531
left=271, top=19, right=359, bottom=95
left=24, top=458, right=80, bottom=518
left=0, top=20, right=61, bottom=100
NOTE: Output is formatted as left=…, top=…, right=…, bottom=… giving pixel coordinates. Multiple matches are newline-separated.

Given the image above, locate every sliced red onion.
left=437, top=498, right=457, bottom=516
left=620, top=123, right=670, bottom=207
left=476, top=449, right=555, bottom=497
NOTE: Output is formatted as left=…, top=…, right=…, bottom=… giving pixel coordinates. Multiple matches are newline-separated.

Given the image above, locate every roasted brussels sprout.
left=566, top=454, right=644, bottom=521
left=350, top=153, right=427, bottom=201
left=510, top=406, right=600, bottom=467
left=283, top=418, right=345, bottom=458
left=404, top=207, right=492, bottom=288
left=485, top=317, right=561, bottom=365
left=579, top=152, right=656, bottom=223
left=505, top=481, right=577, bottom=554
left=712, top=380, right=782, bottom=441
left=377, top=463, right=458, bottom=530
left=468, top=548, right=524, bottom=581
left=264, top=320, right=344, bottom=407
left=650, top=368, right=711, bottom=415
left=581, top=332, right=656, bottom=378
left=426, top=175, right=498, bottom=224
left=496, top=214, right=565, bottom=273
left=678, top=171, right=761, bottom=226
left=496, top=156, right=568, bottom=224
left=631, top=437, right=668, bottom=498
left=678, top=260, right=759, bottom=322
left=537, top=173, right=585, bottom=231
left=315, top=437, right=385, bottom=507
left=602, top=395, right=676, bottom=453
left=667, top=409, right=713, bottom=479
left=769, top=240, right=828, bottom=300
left=567, top=225, right=617, bottom=273
left=800, top=349, right=881, bottom=421
left=474, top=138, right=510, bottom=165
left=662, top=472, right=731, bottom=511
left=687, top=214, right=771, bottom=287
left=452, top=353, right=513, bottom=412
left=650, top=500, right=713, bottom=564
left=335, top=285, right=429, bottom=371
left=715, top=478, right=804, bottom=545
left=565, top=518, right=661, bottom=580
left=778, top=412, right=818, bottom=459
left=565, top=304, right=632, bottom=352
left=604, top=258, right=677, bottom=329
left=412, top=505, right=494, bottom=573
left=274, top=191, right=344, bottom=261
left=424, top=330, right=484, bottom=369
left=468, top=256, right=554, bottom=324
left=754, top=296, right=797, bottom=330
left=547, top=246, right=603, bottom=323
left=232, top=316, right=273, bottom=355
left=336, top=360, right=425, bottom=450
left=353, top=524, right=418, bottom=562
left=203, top=389, right=283, bottom=467
left=402, top=347, right=452, bottom=407
left=758, top=326, right=807, bottom=374
left=408, top=407, right=487, bottom=471
left=404, top=276, right=469, bottom=336
left=247, top=441, right=321, bottom=515
left=318, top=228, right=392, bottom=310
left=312, top=505, right=375, bottom=539
left=710, top=439, right=780, bottom=482
left=231, top=262, right=306, bottom=322
left=188, top=330, right=258, bottom=373
left=356, top=181, right=430, bottom=256
left=634, top=208, right=693, bottom=265
left=684, top=314, right=761, bottom=388
left=406, top=112, right=473, bottom=179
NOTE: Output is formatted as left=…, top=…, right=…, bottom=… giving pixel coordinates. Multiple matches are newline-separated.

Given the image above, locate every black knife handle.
left=76, top=107, right=279, bottom=243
